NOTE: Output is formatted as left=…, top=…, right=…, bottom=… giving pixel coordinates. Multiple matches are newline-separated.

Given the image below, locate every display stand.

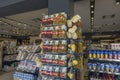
left=88, top=49, right=120, bottom=80
left=14, top=45, right=41, bottom=80
left=40, top=12, right=83, bottom=80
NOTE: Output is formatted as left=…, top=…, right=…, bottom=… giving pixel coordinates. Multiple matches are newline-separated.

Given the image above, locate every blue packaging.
left=109, top=50, right=113, bottom=59
left=113, top=50, right=118, bottom=59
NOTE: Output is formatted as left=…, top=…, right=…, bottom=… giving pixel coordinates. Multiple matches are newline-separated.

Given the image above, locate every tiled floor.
left=0, top=71, right=13, bottom=80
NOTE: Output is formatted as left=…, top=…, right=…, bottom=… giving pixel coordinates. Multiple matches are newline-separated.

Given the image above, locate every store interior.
left=0, top=0, right=120, bottom=80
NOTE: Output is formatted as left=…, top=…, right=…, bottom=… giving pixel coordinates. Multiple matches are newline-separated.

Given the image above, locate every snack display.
left=40, top=12, right=83, bottom=80
left=40, top=12, right=68, bottom=80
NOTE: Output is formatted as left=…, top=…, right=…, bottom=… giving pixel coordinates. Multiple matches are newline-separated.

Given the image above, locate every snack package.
left=47, top=15, right=54, bottom=25
left=58, top=55, right=67, bottom=66
left=52, top=40, right=58, bottom=53
left=52, top=26, right=59, bottom=39
left=52, top=67, right=59, bottom=77
left=61, top=40, right=67, bottom=53
left=58, top=26, right=66, bottom=39
left=58, top=40, right=65, bottom=53
left=60, top=67, right=67, bottom=78
left=53, top=12, right=67, bottom=25
left=42, top=15, right=48, bottom=26
left=52, top=55, right=58, bottom=64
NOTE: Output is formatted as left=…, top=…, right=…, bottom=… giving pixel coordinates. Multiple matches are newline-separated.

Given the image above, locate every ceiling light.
left=18, top=23, right=21, bottom=25
left=91, top=5, right=94, bottom=8
left=91, top=11, right=94, bottom=13
left=116, top=1, right=120, bottom=5
left=91, top=17, right=94, bottom=20
left=24, top=24, right=27, bottom=26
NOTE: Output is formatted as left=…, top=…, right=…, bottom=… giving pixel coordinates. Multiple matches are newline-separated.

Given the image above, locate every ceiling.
left=0, top=0, right=120, bottom=36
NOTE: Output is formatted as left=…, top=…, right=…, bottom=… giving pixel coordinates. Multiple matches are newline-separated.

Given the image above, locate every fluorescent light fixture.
left=91, top=5, right=94, bottom=8
left=91, top=17, right=94, bottom=20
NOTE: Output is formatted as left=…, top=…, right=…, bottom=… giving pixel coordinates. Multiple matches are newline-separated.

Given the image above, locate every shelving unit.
left=89, top=58, right=120, bottom=62
left=40, top=12, right=83, bottom=80
left=14, top=45, right=41, bottom=80
left=88, top=49, right=120, bottom=80
left=89, top=70, right=120, bottom=75
left=2, top=44, right=18, bottom=70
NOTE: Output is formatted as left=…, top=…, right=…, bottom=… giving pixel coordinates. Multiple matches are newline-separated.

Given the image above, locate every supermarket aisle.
left=0, top=71, right=13, bottom=80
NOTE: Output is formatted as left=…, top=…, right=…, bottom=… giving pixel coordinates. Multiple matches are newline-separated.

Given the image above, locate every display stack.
left=39, top=12, right=83, bottom=80
left=14, top=45, right=41, bottom=80
left=88, top=43, right=120, bottom=80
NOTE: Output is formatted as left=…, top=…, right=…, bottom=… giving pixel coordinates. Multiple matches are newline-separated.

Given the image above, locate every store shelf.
left=42, top=24, right=64, bottom=27
left=41, top=74, right=68, bottom=79
left=3, top=53, right=18, bottom=56
left=88, top=49, right=120, bottom=51
left=74, top=53, right=83, bottom=55
left=42, top=38, right=67, bottom=40
left=89, top=58, right=120, bottom=62
left=42, top=63, right=67, bottom=67
left=89, top=70, right=120, bottom=75
left=44, top=52, right=67, bottom=55
left=42, top=38, right=83, bottom=41
left=4, top=60, right=18, bottom=62
left=17, top=70, right=38, bottom=76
